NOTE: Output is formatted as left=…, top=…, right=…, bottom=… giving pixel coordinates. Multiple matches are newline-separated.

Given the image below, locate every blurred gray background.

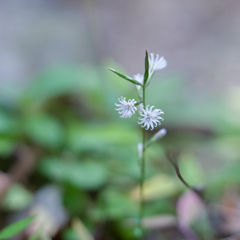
left=1, top=0, right=240, bottom=94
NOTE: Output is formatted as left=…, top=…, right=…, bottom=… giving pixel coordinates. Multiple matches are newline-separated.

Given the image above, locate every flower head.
left=138, top=105, right=164, bottom=130
left=149, top=53, right=167, bottom=74
left=115, top=97, right=137, bottom=118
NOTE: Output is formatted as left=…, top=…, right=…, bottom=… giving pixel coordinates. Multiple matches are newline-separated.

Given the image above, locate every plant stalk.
left=137, top=86, right=146, bottom=238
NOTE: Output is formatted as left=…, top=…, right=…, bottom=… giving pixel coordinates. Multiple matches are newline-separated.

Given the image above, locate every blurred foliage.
left=2, top=184, right=32, bottom=211
left=1, top=62, right=240, bottom=239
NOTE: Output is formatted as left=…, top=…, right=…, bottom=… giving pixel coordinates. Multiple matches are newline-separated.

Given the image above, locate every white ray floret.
left=115, top=96, right=137, bottom=118
left=138, top=105, right=164, bottom=130
left=149, top=53, right=167, bottom=74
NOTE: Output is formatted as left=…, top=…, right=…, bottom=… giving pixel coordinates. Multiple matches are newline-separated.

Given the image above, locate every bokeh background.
left=1, top=1, right=240, bottom=239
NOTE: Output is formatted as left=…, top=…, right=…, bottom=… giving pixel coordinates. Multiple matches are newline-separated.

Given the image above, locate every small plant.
left=110, top=51, right=167, bottom=238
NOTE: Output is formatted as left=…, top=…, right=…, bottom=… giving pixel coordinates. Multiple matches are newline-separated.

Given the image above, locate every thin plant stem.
left=166, top=151, right=193, bottom=190
left=165, top=150, right=202, bottom=194
left=137, top=86, right=146, bottom=237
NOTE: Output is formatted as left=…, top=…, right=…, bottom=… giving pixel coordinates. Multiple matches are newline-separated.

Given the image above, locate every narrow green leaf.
left=145, top=72, right=154, bottom=87
left=143, top=50, right=149, bottom=85
left=0, top=216, right=35, bottom=240
left=108, top=68, right=142, bottom=86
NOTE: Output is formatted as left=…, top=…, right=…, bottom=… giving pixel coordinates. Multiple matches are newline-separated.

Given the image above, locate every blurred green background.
left=1, top=1, right=240, bottom=240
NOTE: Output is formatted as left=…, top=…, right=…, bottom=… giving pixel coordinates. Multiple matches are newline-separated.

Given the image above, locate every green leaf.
left=66, top=161, right=109, bottom=190
left=0, top=216, right=35, bottom=240
left=22, top=65, right=102, bottom=106
left=24, top=114, right=64, bottom=149
left=0, top=139, right=16, bottom=157
left=99, top=189, right=137, bottom=218
left=66, top=123, right=139, bottom=154
left=130, top=174, right=180, bottom=201
left=39, top=158, right=109, bottom=190
left=108, top=68, right=142, bottom=86
left=0, top=109, right=18, bottom=135
left=143, top=50, right=149, bottom=85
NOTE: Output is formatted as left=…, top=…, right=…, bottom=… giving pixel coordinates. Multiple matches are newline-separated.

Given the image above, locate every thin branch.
left=165, top=150, right=203, bottom=196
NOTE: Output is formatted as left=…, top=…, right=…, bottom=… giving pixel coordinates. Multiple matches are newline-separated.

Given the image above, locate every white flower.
left=115, top=96, right=137, bottom=118
left=133, top=73, right=144, bottom=85
left=149, top=53, right=167, bottom=74
left=138, top=105, right=164, bottom=130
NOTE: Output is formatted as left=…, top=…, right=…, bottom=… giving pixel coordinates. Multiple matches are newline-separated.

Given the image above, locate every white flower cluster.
left=115, top=53, right=166, bottom=130
left=115, top=98, right=164, bottom=130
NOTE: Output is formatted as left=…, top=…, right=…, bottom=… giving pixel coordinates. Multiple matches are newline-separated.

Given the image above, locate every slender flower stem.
left=137, top=86, right=146, bottom=238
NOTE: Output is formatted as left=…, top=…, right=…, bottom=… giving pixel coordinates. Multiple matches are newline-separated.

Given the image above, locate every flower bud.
left=151, top=128, right=167, bottom=142
left=137, top=142, right=143, bottom=159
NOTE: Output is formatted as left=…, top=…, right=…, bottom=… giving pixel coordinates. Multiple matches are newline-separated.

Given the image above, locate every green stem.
left=137, top=86, right=146, bottom=238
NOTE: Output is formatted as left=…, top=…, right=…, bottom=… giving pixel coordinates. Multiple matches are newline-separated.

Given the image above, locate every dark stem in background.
left=166, top=150, right=195, bottom=192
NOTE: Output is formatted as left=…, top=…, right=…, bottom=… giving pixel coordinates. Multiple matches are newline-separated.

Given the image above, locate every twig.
left=165, top=149, right=203, bottom=196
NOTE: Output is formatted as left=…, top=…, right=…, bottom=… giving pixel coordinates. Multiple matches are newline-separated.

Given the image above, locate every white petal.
left=155, top=57, right=167, bottom=70
left=133, top=73, right=144, bottom=85
left=138, top=120, right=145, bottom=125
left=146, top=105, right=150, bottom=112
left=149, top=105, right=154, bottom=112
left=145, top=123, right=150, bottom=130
